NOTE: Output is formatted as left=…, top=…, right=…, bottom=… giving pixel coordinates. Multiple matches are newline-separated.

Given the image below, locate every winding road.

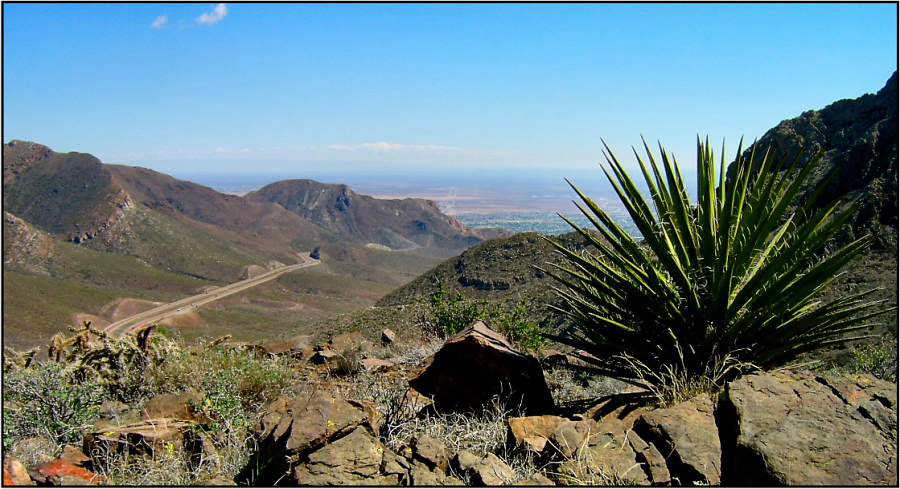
left=103, top=253, right=320, bottom=337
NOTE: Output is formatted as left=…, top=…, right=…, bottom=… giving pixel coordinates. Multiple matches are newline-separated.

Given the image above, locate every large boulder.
left=720, top=371, right=898, bottom=485
left=245, top=392, right=379, bottom=485
left=634, top=393, right=721, bottom=485
left=293, top=426, right=398, bottom=485
left=408, top=321, right=554, bottom=414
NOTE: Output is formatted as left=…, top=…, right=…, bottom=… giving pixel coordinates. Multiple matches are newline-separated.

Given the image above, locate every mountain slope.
left=736, top=71, right=898, bottom=249
left=245, top=179, right=510, bottom=254
left=3, top=141, right=130, bottom=242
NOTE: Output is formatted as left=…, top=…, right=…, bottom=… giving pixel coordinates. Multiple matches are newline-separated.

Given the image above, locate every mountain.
left=245, top=179, right=510, bottom=255
left=2, top=140, right=511, bottom=349
left=3, top=141, right=130, bottom=243
left=735, top=71, right=898, bottom=250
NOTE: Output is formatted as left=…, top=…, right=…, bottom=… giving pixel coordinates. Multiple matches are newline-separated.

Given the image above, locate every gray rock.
left=413, top=434, right=449, bottom=471
left=293, top=427, right=397, bottom=485
left=451, top=450, right=517, bottom=485
left=247, top=392, right=375, bottom=485
left=634, top=393, right=720, bottom=485
left=721, top=371, right=898, bottom=485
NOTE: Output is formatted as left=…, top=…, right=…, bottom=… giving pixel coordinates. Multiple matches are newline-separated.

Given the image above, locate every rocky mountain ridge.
left=735, top=71, right=898, bottom=249
left=245, top=179, right=510, bottom=253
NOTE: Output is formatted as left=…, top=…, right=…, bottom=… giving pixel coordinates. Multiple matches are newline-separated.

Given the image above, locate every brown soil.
left=99, top=298, right=162, bottom=322
left=70, top=313, right=110, bottom=330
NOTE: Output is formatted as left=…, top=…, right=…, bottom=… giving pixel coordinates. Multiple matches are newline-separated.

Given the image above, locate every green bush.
left=3, top=362, right=106, bottom=449
left=424, top=281, right=490, bottom=338
left=546, top=138, right=888, bottom=404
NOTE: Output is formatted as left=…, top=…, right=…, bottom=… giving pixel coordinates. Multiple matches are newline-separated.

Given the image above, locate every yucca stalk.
left=545, top=137, right=888, bottom=395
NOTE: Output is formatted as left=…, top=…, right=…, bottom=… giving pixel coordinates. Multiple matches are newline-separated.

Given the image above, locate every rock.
left=98, top=400, right=130, bottom=419
left=412, top=434, right=449, bottom=471
left=451, top=450, right=517, bottom=485
left=293, top=426, right=397, bottom=485
left=546, top=418, right=603, bottom=459
left=58, top=445, right=90, bottom=467
left=634, top=393, right=720, bottom=485
left=555, top=416, right=654, bottom=485
left=720, top=371, right=898, bottom=486
left=264, top=336, right=313, bottom=359
left=409, top=461, right=463, bottom=486
left=382, top=328, right=396, bottom=345
left=246, top=392, right=377, bottom=485
left=515, top=471, right=556, bottom=486
left=11, top=437, right=56, bottom=466
left=381, top=447, right=413, bottom=484
left=201, top=475, right=236, bottom=485
left=507, top=415, right=567, bottom=453
left=329, top=331, right=374, bottom=353
left=140, top=391, right=211, bottom=423
left=3, top=455, right=34, bottom=486
left=83, top=418, right=194, bottom=459
left=408, top=320, right=555, bottom=414
left=34, top=459, right=100, bottom=485
left=361, top=357, right=394, bottom=373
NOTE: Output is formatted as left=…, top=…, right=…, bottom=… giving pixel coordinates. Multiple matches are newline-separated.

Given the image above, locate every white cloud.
left=197, top=3, right=227, bottom=26
left=151, top=15, right=168, bottom=29
left=329, top=142, right=462, bottom=153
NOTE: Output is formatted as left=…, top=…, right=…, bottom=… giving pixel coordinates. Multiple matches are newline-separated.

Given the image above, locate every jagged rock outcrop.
left=408, top=321, right=555, bottom=414
left=735, top=71, right=898, bottom=250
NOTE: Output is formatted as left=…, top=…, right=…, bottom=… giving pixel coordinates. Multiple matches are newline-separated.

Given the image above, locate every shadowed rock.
left=408, top=321, right=554, bottom=414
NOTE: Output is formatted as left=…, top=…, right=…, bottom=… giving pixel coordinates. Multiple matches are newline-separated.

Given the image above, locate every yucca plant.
left=545, top=137, right=888, bottom=401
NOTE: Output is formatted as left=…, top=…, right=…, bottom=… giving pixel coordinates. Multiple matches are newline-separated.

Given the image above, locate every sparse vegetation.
left=546, top=138, right=890, bottom=405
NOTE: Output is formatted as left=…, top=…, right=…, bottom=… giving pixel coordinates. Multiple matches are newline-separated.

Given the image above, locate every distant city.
left=177, top=168, right=641, bottom=236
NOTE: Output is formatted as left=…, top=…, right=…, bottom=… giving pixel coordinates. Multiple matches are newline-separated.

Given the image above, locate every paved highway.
left=103, top=253, right=320, bottom=337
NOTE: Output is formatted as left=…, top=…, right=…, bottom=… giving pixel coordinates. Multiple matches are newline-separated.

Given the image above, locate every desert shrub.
left=546, top=138, right=888, bottom=405
left=423, top=281, right=490, bottom=338
left=328, top=346, right=365, bottom=377
left=2, top=362, right=106, bottom=449
left=820, top=336, right=898, bottom=382
left=494, top=301, right=547, bottom=352
left=158, top=345, right=296, bottom=429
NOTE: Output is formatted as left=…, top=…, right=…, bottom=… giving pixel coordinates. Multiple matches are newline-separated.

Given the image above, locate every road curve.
left=103, top=253, right=320, bottom=337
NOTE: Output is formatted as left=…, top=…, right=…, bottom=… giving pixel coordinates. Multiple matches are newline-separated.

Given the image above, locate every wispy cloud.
left=329, top=142, right=462, bottom=153
left=197, top=3, right=228, bottom=26
left=150, top=15, right=168, bottom=29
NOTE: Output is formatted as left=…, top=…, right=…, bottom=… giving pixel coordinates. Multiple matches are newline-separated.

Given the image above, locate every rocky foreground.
left=3, top=321, right=897, bottom=486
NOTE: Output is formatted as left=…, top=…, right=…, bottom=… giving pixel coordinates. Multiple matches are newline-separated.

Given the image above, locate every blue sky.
left=3, top=3, right=897, bottom=176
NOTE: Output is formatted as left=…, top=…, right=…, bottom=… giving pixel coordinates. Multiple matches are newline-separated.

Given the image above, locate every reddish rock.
left=412, top=434, right=449, bottom=471
left=507, top=415, right=567, bottom=453
left=34, top=459, right=100, bottom=485
left=360, top=357, right=394, bottom=373
left=381, top=328, right=396, bottom=345
left=3, top=455, right=34, bottom=486
left=408, top=321, right=555, bottom=414
left=293, top=426, right=397, bottom=485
